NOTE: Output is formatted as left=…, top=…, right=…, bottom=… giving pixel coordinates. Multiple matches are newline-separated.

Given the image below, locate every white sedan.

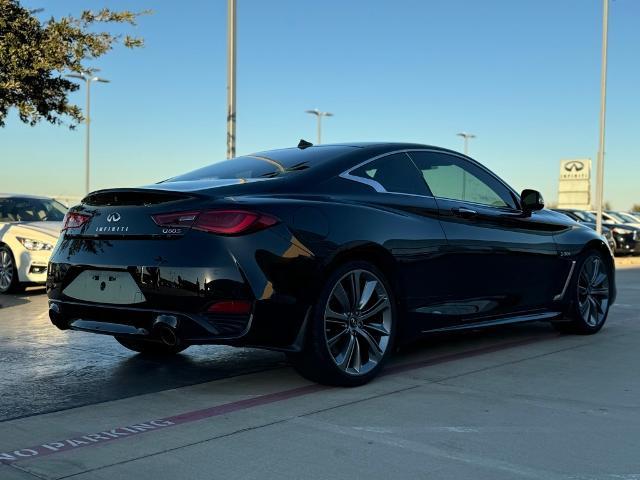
left=0, top=194, right=67, bottom=294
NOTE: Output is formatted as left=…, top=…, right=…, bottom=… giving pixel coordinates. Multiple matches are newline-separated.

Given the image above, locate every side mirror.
left=521, top=189, right=545, bottom=212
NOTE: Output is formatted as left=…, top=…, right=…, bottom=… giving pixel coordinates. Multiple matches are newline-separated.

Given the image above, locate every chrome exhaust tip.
left=157, top=325, right=178, bottom=346
left=153, top=315, right=179, bottom=346
left=48, top=302, right=69, bottom=330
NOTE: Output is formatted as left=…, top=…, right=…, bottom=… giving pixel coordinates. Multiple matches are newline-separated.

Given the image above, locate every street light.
left=456, top=132, right=476, bottom=200
left=226, top=0, right=237, bottom=159
left=305, top=109, right=333, bottom=144
left=595, top=0, right=609, bottom=235
left=66, top=70, right=110, bottom=194
left=456, top=132, right=476, bottom=156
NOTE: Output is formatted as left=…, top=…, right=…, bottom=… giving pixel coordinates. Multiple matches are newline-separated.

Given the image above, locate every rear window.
left=350, top=153, right=430, bottom=195
left=0, top=198, right=67, bottom=222
left=165, top=146, right=355, bottom=182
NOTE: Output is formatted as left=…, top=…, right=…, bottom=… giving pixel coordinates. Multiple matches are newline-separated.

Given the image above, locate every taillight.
left=151, top=211, right=200, bottom=228
left=152, top=210, right=278, bottom=235
left=194, top=210, right=278, bottom=235
left=62, top=212, right=90, bottom=231
left=207, top=300, right=252, bottom=315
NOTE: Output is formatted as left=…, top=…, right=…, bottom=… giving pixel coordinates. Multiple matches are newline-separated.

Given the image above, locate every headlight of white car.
left=16, top=237, right=54, bottom=251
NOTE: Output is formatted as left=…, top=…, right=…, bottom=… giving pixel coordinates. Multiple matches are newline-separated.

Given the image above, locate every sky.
left=2, top=0, right=639, bottom=209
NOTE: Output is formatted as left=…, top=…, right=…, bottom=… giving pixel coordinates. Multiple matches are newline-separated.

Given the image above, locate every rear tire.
left=0, top=246, right=22, bottom=294
left=288, top=261, right=397, bottom=387
left=552, top=249, right=611, bottom=335
left=115, top=336, right=189, bottom=356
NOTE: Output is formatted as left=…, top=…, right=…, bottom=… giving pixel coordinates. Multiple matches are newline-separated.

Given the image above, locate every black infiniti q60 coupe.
left=48, top=142, right=615, bottom=386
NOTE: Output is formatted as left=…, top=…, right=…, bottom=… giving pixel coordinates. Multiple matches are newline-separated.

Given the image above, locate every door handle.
left=452, top=207, right=478, bottom=218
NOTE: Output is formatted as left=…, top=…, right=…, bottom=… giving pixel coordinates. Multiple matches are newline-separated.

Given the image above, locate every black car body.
left=48, top=143, right=616, bottom=385
left=554, top=208, right=640, bottom=255
left=550, top=209, right=616, bottom=252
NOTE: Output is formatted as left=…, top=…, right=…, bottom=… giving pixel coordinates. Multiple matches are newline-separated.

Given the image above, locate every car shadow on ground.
left=0, top=286, right=46, bottom=309
left=0, top=320, right=568, bottom=422
left=100, top=346, right=288, bottom=395
left=109, top=321, right=559, bottom=398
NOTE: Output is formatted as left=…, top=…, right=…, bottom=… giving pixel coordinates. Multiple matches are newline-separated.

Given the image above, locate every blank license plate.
left=62, top=270, right=146, bottom=304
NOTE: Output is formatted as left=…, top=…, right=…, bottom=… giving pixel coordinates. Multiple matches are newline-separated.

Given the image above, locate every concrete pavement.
left=0, top=267, right=639, bottom=479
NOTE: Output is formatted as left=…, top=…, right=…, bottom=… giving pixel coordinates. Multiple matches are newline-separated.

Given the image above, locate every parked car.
left=556, top=209, right=640, bottom=256
left=603, top=210, right=640, bottom=229
left=0, top=194, right=66, bottom=293
left=48, top=142, right=615, bottom=386
left=626, top=211, right=640, bottom=222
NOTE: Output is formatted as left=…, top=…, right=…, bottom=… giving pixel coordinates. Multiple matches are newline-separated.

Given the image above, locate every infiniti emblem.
left=564, top=161, right=584, bottom=172
left=106, top=212, right=121, bottom=223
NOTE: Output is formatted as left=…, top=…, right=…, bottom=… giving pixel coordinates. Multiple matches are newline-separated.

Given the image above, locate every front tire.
left=553, top=250, right=611, bottom=335
left=115, top=336, right=189, bottom=356
left=289, top=261, right=397, bottom=387
left=0, top=246, right=22, bottom=294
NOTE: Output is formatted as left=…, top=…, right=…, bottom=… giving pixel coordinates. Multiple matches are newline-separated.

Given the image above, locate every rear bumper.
left=48, top=299, right=252, bottom=343
left=46, top=227, right=318, bottom=349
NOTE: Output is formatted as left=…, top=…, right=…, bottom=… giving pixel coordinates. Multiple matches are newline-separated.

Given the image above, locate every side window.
left=349, top=153, right=430, bottom=196
left=408, top=151, right=517, bottom=209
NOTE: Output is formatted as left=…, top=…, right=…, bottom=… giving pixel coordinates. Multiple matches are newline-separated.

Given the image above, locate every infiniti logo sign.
left=106, top=213, right=121, bottom=223
left=564, top=161, right=584, bottom=172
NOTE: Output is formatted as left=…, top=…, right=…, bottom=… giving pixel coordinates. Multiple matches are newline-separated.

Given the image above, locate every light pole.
left=456, top=132, right=476, bottom=156
left=456, top=132, right=475, bottom=200
left=66, top=70, right=110, bottom=194
left=595, top=0, right=609, bottom=235
left=305, top=109, right=333, bottom=144
left=226, top=0, right=237, bottom=159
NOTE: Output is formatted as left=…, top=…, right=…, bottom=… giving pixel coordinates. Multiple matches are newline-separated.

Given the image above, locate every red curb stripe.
left=166, top=384, right=327, bottom=424
left=0, top=334, right=554, bottom=464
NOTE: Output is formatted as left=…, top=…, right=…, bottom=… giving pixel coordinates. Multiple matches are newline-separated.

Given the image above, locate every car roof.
left=248, top=142, right=469, bottom=175
left=243, top=141, right=519, bottom=198
left=252, top=142, right=458, bottom=155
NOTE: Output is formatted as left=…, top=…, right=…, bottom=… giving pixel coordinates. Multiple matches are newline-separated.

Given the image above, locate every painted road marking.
left=0, top=334, right=556, bottom=464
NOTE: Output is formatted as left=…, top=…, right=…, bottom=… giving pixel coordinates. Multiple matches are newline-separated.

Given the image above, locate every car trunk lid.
left=66, top=188, right=204, bottom=239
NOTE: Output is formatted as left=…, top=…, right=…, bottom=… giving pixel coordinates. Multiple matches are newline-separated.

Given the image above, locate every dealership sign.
left=557, top=158, right=592, bottom=209
left=560, top=159, right=590, bottom=180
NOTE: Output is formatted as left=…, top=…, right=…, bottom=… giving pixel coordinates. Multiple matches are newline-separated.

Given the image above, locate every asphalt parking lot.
left=1, top=266, right=639, bottom=479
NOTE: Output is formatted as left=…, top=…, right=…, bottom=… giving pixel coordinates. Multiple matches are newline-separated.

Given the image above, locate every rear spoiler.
left=82, top=188, right=202, bottom=207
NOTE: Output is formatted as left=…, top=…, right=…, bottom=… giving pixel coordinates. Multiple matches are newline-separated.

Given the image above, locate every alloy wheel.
left=577, top=256, right=610, bottom=327
left=0, top=250, right=14, bottom=291
left=324, top=269, right=392, bottom=375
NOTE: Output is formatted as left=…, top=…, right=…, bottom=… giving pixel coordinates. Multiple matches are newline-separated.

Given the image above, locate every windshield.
left=0, top=197, right=67, bottom=222
left=613, top=211, right=640, bottom=224
left=164, top=146, right=355, bottom=183
left=573, top=211, right=597, bottom=222
left=605, top=211, right=629, bottom=223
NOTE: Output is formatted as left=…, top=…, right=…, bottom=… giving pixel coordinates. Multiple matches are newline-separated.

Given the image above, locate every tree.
left=0, top=0, right=149, bottom=128
left=632, top=204, right=640, bottom=213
